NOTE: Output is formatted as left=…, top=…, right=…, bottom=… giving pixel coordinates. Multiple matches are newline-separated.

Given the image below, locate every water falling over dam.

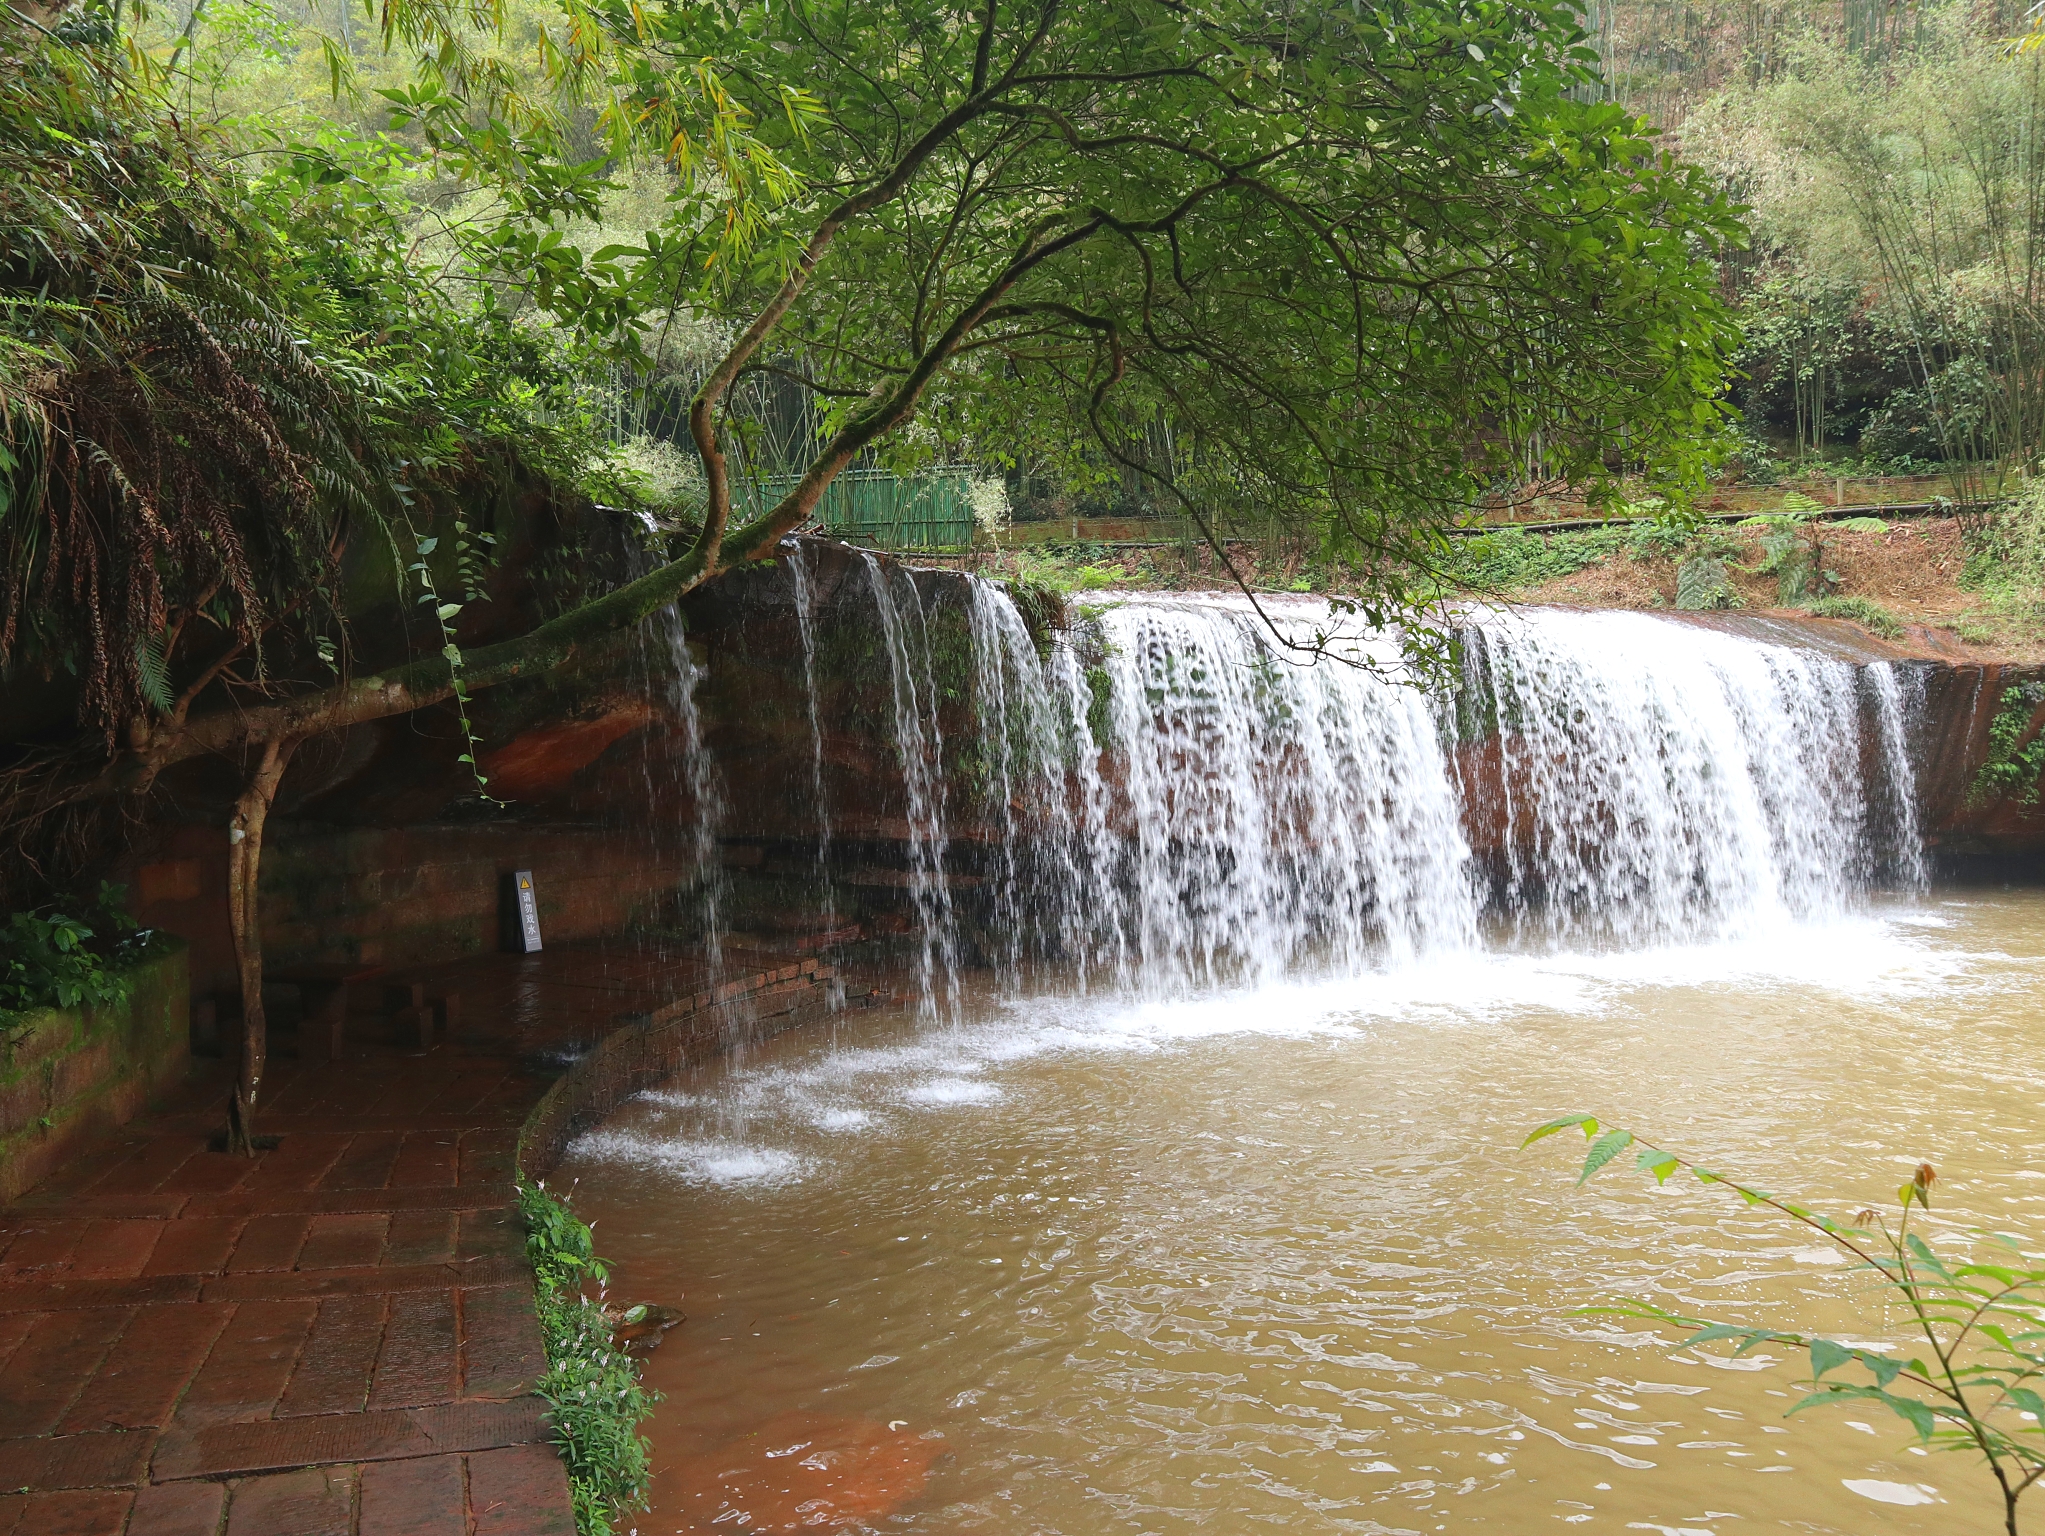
left=762, top=548, right=1927, bottom=1012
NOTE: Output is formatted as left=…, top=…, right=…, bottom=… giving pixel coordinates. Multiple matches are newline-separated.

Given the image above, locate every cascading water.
left=785, top=542, right=837, bottom=941
left=1454, top=607, right=1921, bottom=947
left=816, top=575, right=1924, bottom=1002
left=654, top=604, right=728, bottom=966
left=1039, top=597, right=1477, bottom=988
left=580, top=564, right=1955, bottom=1536
left=1868, top=658, right=1929, bottom=890
left=860, top=554, right=962, bottom=1016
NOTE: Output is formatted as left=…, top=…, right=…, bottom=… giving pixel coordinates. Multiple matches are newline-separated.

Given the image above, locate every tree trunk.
left=224, top=736, right=297, bottom=1156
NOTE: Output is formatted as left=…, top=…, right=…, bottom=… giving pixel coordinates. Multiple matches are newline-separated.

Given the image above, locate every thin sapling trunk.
left=224, top=735, right=297, bottom=1155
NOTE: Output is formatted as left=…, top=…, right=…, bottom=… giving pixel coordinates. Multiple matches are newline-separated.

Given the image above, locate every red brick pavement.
left=0, top=944, right=825, bottom=1535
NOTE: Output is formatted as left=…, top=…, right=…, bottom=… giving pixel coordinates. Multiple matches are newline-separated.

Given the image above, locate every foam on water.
left=570, top=1128, right=809, bottom=1187
left=566, top=910, right=1990, bottom=1188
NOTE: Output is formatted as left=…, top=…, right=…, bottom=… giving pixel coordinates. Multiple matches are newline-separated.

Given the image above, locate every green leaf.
left=1522, top=1114, right=1598, bottom=1149
left=1635, top=1146, right=1679, bottom=1184
left=1786, top=1387, right=1858, bottom=1418
left=134, top=632, right=173, bottom=714
left=1579, top=1129, right=1633, bottom=1184
left=1878, top=1392, right=1937, bottom=1441
left=1810, top=1338, right=1854, bottom=1379
left=415, top=536, right=439, bottom=555
left=437, top=602, right=463, bottom=621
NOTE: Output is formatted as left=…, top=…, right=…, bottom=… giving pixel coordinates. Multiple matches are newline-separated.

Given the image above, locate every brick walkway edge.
left=0, top=946, right=834, bottom=1536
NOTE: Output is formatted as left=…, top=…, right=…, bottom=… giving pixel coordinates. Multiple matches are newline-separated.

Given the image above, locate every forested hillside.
left=1595, top=0, right=2042, bottom=487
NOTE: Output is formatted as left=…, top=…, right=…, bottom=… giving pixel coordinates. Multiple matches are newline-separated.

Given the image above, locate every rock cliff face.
left=115, top=539, right=2045, bottom=995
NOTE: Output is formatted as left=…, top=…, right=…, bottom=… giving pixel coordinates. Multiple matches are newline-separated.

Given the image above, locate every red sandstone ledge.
left=0, top=943, right=836, bottom=1534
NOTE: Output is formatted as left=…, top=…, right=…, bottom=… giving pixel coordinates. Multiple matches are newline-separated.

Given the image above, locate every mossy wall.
left=0, top=942, right=190, bottom=1203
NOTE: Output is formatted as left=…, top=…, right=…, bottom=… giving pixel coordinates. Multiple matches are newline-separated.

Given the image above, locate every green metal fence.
left=735, top=466, right=977, bottom=549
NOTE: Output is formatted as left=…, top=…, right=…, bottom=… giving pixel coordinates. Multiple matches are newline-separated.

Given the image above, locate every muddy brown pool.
left=556, top=894, right=2045, bottom=1534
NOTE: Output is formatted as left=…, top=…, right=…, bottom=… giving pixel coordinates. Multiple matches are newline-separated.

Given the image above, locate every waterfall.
left=785, top=541, right=837, bottom=940
left=963, top=591, right=1924, bottom=990
left=718, top=562, right=1927, bottom=998
left=1028, top=598, right=1478, bottom=990
left=657, top=604, right=727, bottom=967
left=859, top=554, right=962, bottom=1017
left=1867, top=661, right=1929, bottom=892
left=1455, top=608, right=1917, bottom=947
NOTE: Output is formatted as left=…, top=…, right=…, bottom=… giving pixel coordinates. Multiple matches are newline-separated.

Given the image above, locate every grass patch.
left=520, top=1179, right=656, bottom=1536
left=1804, top=595, right=1903, bottom=637
left=1961, top=479, right=2045, bottom=643
left=1437, top=518, right=1730, bottom=593
left=1007, top=544, right=1130, bottom=592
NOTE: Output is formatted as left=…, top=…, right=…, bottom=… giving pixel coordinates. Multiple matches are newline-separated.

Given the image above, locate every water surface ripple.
left=562, top=897, right=2044, bottom=1535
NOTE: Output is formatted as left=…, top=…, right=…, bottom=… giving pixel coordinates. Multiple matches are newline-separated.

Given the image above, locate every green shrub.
left=1675, top=556, right=1740, bottom=610
left=519, top=1180, right=656, bottom=1536
left=1527, top=1117, right=2045, bottom=1536
left=1443, top=517, right=1737, bottom=594
left=0, top=884, right=156, bottom=1030
left=1963, top=479, right=2045, bottom=613
left=1741, top=510, right=1839, bottom=604
left=1443, top=524, right=1633, bottom=589
left=1970, top=681, right=2045, bottom=805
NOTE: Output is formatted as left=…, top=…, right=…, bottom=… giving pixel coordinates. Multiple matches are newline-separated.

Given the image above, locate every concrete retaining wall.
left=515, top=956, right=837, bottom=1181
